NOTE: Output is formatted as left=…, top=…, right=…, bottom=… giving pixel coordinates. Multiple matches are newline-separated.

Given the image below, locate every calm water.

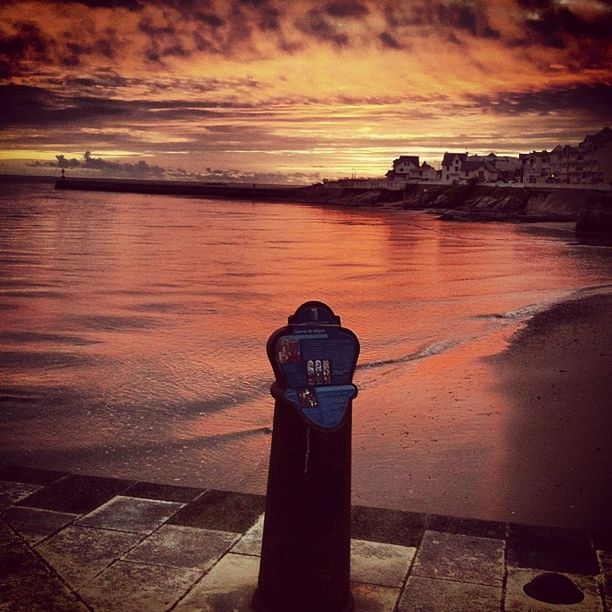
left=1, top=183, right=611, bottom=528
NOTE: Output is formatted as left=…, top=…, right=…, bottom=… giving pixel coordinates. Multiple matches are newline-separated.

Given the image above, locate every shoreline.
left=52, top=175, right=612, bottom=236
left=2, top=174, right=611, bottom=233
left=488, top=292, right=612, bottom=532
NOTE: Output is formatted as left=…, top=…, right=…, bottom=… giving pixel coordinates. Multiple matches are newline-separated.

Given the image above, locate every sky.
left=1, top=0, right=611, bottom=183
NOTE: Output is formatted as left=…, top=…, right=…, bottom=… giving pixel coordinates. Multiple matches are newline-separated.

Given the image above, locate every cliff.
left=296, top=183, right=612, bottom=223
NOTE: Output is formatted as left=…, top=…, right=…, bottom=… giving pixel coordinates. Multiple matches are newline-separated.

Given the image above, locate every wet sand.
left=490, top=293, right=612, bottom=532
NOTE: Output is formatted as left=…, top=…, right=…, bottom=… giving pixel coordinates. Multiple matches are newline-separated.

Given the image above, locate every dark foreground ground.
left=1, top=465, right=611, bottom=611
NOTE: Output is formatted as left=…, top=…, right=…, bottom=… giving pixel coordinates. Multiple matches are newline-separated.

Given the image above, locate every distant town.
left=325, top=127, right=612, bottom=190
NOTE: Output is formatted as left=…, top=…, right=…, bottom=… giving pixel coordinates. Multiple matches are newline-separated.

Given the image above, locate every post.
left=253, top=301, right=359, bottom=612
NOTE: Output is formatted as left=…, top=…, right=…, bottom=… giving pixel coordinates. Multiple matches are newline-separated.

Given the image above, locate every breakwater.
left=55, top=176, right=304, bottom=201
left=54, top=177, right=611, bottom=230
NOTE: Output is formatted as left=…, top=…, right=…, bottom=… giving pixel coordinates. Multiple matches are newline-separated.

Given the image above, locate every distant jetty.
left=55, top=176, right=304, bottom=201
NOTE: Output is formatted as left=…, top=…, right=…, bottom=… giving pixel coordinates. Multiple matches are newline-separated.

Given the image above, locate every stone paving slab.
left=507, top=523, right=600, bottom=575
left=0, top=479, right=42, bottom=508
left=397, top=575, right=502, bottom=612
left=428, top=513, right=507, bottom=539
left=174, top=552, right=259, bottom=611
left=411, top=530, right=505, bottom=587
left=2, top=506, right=77, bottom=544
left=123, top=481, right=204, bottom=503
left=35, top=525, right=142, bottom=587
left=351, top=582, right=402, bottom=611
left=168, top=489, right=266, bottom=533
left=598, top=550, right=612, bottom=609
left=230, top=513, right=264, bottom=556
left=0, top=564, right=88, bottom=612
left=351, top=504, right=429, bottom=547
left=79, top=560, right=203, bottom=611
left=125, top=525, right=238, bottom=570
left=0, top=465, right=67, bottom=486
left=16, top=474, right=135, bottom=514
left=77, top=496, right=184, bottom=534
left=1, top=465, right=610, bottom=611
left=350, top=539, right=416, bottom=587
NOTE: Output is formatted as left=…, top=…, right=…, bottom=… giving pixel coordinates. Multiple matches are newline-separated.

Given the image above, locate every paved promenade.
left=1, top=465, right=610, bottom=611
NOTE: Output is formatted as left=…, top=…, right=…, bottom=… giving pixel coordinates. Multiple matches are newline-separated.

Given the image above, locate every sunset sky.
left=1, top=0, right=611, bottom=183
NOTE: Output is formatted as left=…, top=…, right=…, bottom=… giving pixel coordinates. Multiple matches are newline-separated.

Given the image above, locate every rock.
left=576, top=207, right=612, bottom=239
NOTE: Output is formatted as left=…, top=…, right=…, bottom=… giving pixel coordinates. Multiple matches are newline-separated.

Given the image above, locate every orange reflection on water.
left=1, top=186, right=611, bottom=528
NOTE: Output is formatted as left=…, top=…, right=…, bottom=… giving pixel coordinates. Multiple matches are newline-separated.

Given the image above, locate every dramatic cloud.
left=467, top=84, right=612, bottom=120
left=1, top=0, right=610, bottom=178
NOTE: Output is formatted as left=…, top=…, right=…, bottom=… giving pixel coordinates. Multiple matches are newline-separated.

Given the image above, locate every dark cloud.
left=54, top=150, right=165, bottom=176
left=324, top=2, right=368, bottom=19
left=0, top=19, right=126, bottom=75
left=137, top=16, right=192, bottom=62
left=0, top=82, right=270, bottom=129
left=467, top=84, right=612, bottom=122
left=0, top=84, right=143, bottom=127
left=379, top=31, right=402, bottom=49
left=194, top=11, right=225, bottom=29
left=521, top=3, right=612, bottom=49
left=297, top=9, right=349, bottom=47
left=516, top=0, right=550, bottom=9
left=39, top=0, right=144, bottom=10
left=383, top=1, right=500, bottom=39
left=507, top=0, right=612, bottom=69
left=0, top=21, right=51, bottom=77
left=238, top=0, right=282, bottom=31
left=295, top=2, right=369, bottom=47
left=62, top=72, right=131, bottom=90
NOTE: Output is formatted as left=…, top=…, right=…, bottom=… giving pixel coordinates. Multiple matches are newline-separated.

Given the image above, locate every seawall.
left=54, top=177, right=612, bottom=232
left=297, top=183, right=612, bottom=222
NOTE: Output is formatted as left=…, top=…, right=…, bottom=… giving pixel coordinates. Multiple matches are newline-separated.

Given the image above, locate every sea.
left=1, top=182, right=611, bottom=528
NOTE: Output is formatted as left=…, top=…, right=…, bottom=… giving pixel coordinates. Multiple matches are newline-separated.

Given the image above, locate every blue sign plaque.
left=267, top=302, right=359, bottom=431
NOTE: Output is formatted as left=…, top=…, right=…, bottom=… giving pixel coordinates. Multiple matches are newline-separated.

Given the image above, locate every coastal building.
left=468, top=153, right=521, bottom=182
left=520, top=150, right=552, bottom=184
left=441, top=152, right=468, bottom=183
left=460, top=160, right=498, bottom=183
left=417, top=161, right=437, bottom=181
left=520, top=128, right=611, bottom=185
left=386, top=155, right=420, bottom=179
left=384, top=156, right=437, bottom=182
left=579, top=127, right=612, bottom=184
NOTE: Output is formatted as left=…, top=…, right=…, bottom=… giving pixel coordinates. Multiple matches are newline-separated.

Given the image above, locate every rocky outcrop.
left=576, top=206, right=612, bottom=244
left=297, top=183, right=612, bottom=225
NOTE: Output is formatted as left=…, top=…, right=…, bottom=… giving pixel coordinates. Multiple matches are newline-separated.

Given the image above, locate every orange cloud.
left=1, top=0, right=610, bottom=178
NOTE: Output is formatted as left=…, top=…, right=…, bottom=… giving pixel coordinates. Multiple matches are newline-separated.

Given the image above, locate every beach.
left=489, top=292, right=612, bottom=532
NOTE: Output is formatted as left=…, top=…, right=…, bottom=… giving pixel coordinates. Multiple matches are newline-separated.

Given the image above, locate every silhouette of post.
left=253, top=301, right=359, bottom=612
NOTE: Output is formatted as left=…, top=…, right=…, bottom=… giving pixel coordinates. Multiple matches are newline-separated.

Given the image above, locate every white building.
left=441, top=152, right=468, bottom=183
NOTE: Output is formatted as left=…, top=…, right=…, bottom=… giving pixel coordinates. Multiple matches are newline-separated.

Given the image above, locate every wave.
left=472, top=302, right=548, bottom=321
left=357, top=338, right=460, bottom=370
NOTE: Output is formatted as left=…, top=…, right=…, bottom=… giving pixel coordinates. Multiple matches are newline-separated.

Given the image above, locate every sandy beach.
left=489, top=292, right=612, bottom=533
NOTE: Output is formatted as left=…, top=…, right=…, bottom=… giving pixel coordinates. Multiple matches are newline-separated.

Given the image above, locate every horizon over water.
left=1, top=183, right=611, bottom=530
